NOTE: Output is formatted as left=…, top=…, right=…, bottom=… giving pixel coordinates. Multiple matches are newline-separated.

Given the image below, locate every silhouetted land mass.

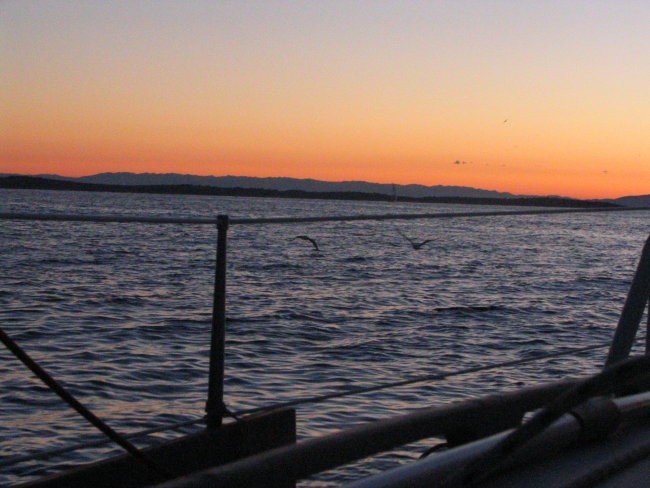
left=24, top=172, right=516, bottom=198
left=0, top=175, right=621, bottom=208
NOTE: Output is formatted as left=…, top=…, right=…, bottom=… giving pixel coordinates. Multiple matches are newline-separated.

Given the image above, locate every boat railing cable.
left=0, top=327, right=173, bottom=482
left=0, top=206, right=648, bottom=226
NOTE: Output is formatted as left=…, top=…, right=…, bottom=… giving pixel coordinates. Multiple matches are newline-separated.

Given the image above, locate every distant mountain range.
left=1, top=172, right=648, bottom=208
left=26, top=172, right=516, bottom=199
left=606, top=195, right=650, bottom=207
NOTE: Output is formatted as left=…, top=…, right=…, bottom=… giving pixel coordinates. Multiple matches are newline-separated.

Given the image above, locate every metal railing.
left=1, top=205, right=648, bottom=226
left=2, top=206, right=650, bottom=429
left=2, top=206, right=649, bottom=480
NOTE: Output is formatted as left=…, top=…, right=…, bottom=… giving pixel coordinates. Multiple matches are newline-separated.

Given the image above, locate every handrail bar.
left=151, top=379, right=581, bottom=488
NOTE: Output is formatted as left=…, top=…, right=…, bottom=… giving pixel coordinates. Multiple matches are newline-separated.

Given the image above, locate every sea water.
left=1, top=189, right=649, bottom=486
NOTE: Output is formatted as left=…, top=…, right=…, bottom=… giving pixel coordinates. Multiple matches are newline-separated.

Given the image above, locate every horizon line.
left=2, top=172, right=647, bottom=202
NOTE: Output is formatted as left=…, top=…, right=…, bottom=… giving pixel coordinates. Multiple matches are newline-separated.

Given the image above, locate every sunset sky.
left=2, top=1, right=650, bottom=199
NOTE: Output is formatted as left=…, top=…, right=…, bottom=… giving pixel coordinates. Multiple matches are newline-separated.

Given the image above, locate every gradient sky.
left=2, top=1, right=649, bottom=198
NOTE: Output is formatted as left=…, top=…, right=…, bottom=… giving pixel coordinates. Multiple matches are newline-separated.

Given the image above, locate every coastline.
left=0, top=175, right=618, bottom=209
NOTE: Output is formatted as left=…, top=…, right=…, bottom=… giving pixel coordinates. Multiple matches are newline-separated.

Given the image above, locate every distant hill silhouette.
left=32, top=172, right=516, bottom=199
left=607, top=195, right=650, bottom=207
left=0, top=174, right=621, bottom=209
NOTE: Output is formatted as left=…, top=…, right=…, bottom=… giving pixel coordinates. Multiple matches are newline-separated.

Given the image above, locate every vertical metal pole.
left=606, top=234, right=650, bottom=366
left=206, top=215, right=229, bottom=429
left=646, top=297, right=650, bottom=355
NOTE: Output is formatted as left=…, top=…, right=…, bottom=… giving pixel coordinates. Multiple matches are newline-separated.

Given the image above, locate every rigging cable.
left=233, top=340, right=612, bottom=417
left=0, top=416, right=205, bottom=469
left=0, top=327, right=173, bottom=482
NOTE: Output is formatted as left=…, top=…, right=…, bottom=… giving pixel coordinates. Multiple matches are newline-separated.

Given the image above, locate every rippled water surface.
left=1, top=189, right=649, bottom=486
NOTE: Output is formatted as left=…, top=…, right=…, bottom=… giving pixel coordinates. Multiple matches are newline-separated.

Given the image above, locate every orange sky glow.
left=2, top=1, right=649, bottom=199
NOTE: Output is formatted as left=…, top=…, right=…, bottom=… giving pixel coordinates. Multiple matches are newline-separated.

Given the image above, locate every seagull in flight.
left=293, top=235, right=319, bottom=251
left=396, top=229, right=434, bottom=250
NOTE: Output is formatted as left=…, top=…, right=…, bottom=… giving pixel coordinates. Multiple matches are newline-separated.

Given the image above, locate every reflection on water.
left=1, top=189, right=649, bottom=485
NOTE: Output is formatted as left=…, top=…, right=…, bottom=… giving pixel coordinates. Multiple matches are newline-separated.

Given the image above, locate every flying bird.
left=396, top=229, right=434, bottom=250
left=293, top=235, right=319, bottom=251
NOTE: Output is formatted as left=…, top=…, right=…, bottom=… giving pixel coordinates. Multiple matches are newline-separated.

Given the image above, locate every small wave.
left=42, top=295, right=66, bottom=303
left=36, top=257, right=96, bottom=266
left=341, top=256, right=371, bottom=263
left=107, top=296, right=146, bottom=305
left=224, top=313, right=333, bottom=324
left=246, top=262, right=304, bottom=271
left=433, top=304, right=506, bottom=314
left=274, top=311, right=348, bottom=324
left=84, top=314, right=119, bottom=322
left=226, top=316, right=270, bottom=324
left=165, top=318, right=209, bottom=326
left=575, top=275, right=616, bottom=283
left=516, top=337, right=552, bottom=348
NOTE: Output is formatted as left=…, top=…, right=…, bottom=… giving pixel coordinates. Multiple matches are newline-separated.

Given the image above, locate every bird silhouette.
left=293, top=235, right=319, bottom=251
left=396, top=229, right=434, bottom=250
